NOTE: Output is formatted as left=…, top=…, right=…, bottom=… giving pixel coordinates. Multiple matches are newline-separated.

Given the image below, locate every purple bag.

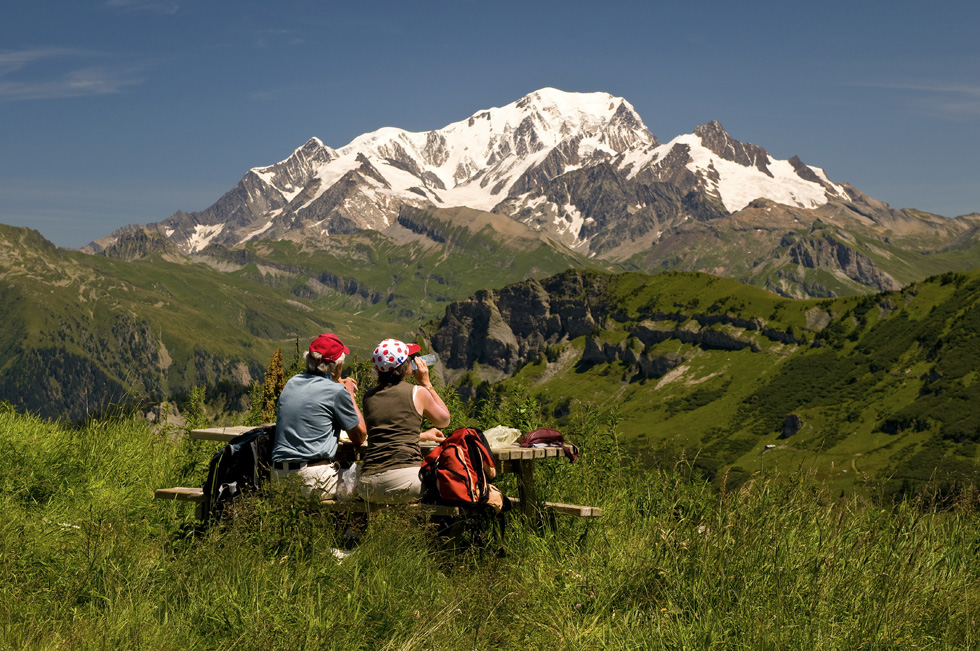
left=517, top=428, right=579, bottom=462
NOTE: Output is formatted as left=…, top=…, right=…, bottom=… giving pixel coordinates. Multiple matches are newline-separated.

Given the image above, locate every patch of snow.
left=186, top=223, right=225, bottom=253
left=621, top=133, right=847, bottom=213
left=555, top=203, right=587, bottom=240
left=252, top=167, right=276, bottom=185
left=808, top=165, right=848, bottom=198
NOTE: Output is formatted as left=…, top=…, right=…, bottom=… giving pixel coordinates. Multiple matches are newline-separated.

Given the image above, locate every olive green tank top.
left=361, top=381, right=423, bottom=475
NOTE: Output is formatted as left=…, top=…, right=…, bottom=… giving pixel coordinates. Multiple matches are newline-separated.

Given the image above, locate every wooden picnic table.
left=186, top=425, right=595, bottom=519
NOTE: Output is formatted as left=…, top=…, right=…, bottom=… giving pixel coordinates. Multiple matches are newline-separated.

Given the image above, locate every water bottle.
left=412, top=353, right=439, bottom=371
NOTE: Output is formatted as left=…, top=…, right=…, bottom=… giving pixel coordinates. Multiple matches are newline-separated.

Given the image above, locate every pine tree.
left=260, top=347, right=285, bottom=423
left=286, top=335, right=304, bottom=379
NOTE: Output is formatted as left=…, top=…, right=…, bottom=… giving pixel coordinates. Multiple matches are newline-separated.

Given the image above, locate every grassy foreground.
left=2, top=402, right=979, bottom=650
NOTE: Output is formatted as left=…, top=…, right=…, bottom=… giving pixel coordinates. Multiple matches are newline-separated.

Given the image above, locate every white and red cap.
left=372, top=338, right=421, bottom=372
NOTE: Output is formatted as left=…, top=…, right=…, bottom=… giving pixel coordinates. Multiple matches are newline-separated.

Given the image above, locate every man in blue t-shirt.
left=272, top=333, right=367, bottom=499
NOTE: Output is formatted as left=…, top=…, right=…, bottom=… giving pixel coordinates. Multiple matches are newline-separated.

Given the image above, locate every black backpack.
left=202, top=424, right=275, bottom=523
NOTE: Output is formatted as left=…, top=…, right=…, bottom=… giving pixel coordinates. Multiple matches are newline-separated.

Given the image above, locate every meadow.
left=2, top=395, right=979, bottom=650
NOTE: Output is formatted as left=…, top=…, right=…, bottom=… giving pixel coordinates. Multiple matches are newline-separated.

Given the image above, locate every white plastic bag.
left=335, top=462, right=361, bottom=501
left=482, top=425, right=522, bottom=448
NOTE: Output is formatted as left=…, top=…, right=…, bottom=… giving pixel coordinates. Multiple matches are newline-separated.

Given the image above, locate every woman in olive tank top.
left=357, top=339, right=450, bottom=504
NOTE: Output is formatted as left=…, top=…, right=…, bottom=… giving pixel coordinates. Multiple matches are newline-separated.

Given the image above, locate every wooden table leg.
left=515, top=459, right=539, bottom=520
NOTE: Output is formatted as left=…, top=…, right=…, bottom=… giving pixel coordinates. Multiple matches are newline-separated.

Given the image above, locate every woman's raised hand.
left=412, top=356, right=432, bottom=386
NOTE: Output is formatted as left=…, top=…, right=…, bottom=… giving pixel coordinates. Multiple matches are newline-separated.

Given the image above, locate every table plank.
left=191, top=427, right=570, bottom=460
left=190, top=426, right=257, bottom=441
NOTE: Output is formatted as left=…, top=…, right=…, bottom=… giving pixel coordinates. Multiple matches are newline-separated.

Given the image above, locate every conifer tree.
left=261, top=347, right=285, bottom=423
left=285, top=335, right=304, bottom=379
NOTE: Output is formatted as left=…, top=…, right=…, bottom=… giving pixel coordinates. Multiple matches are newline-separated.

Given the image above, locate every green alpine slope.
left=434, top=268, right=980, bottom=498
left=0, top=211, right=599, bottom=420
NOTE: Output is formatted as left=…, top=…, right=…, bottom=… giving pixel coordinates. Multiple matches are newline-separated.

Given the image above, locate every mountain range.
left=86, top=87, right=980, bottom=299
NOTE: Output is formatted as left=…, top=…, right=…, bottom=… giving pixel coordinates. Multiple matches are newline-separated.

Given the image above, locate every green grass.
left=2, top=402, right=979, bottom=648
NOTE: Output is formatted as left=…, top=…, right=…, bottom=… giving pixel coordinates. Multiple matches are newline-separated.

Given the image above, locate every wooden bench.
left=154, top=486, right=462, bottom=518
left=154, top=487, right=600, bottom=520
left=318, top=499, right=462, bottom=517
left=155, top=486, right=206, bottom=519
left=155, top=486, right=205, bottom=501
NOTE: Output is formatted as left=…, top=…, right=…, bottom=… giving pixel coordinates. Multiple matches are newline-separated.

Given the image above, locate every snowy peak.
left=694, top=121, right=772, bottom=177
left=327, top=88, right=656, bottom=211
left=251, top=137, right=338, bottom=202
left=612, top=121, right=850, bottom=214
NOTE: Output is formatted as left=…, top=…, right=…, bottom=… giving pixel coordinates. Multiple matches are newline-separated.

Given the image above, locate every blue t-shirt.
left=272, top=373, right=359, bottom=462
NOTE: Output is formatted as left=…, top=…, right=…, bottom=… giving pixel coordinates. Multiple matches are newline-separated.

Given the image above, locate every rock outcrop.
left=424, top=270, right=800, bottom=383
left=785, top=230, right=901, bottom=292
left=780, top=414, right=805, bottom=439
left=426, top=271, right=601, bottom=381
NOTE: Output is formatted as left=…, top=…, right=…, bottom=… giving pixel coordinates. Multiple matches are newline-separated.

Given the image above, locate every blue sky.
left=2, top=0, right=978, bottom=248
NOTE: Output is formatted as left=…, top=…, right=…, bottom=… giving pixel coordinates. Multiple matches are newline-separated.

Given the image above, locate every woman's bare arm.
left=412, top=357, right=451, bottom=427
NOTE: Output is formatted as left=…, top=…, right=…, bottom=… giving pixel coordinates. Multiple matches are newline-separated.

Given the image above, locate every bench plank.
left=152, top=487, right=462, bottom=517
left=507, top=497, right=602, bottom=517
left=155, top=487, right=204, bottom=502
left=152, top=488, right=600, bottom=517
left=319, top=499, right=462, bottom=517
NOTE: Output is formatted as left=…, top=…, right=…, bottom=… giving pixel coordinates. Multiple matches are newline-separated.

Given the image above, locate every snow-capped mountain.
left=89, top=88, right=867, bottom=258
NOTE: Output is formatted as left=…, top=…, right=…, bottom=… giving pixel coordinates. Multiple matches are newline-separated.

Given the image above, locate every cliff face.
left=425, top=271, right=603, bottom=381
left=785, top=231, right=901, bottom=293
left=423, top=270, right=804, bottom=384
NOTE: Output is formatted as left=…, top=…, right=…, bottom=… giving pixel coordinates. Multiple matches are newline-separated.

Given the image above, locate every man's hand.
left=341, top=377, right=358, bottom=394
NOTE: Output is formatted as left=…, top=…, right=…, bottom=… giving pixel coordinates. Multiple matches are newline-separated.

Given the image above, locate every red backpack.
left=420, top=427, right=496, bottom=506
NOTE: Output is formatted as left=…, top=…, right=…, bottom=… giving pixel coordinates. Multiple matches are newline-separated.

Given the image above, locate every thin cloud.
left=0, top=48, right=83, bottom=75
left=0, top=49, right=143, bottom=102
left=858, top=80, right=980, bottom=119
left=104, top=0, right=180, bottom=15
